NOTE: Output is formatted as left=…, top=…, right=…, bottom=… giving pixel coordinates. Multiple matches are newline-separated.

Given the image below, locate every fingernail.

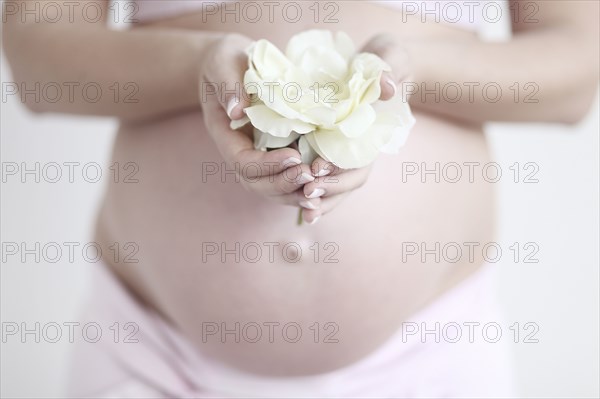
left=299, top=200, right=318, bottom=210
left=296, top=173, right=315, bottom=185
left=306, top=188, right=325, bottom=199
left=314, top=168, right=331, bottom=177
left=386, top=78, right=397, bottom=97
left=308, top=216, right=321, bottom=225
left=281, top=157, right=302, bottom=168
left=226, top=97, right=240, bottom=119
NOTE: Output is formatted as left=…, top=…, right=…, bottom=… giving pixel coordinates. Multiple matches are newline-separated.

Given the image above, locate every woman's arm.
left=374, top=0, right=599, bottom=124
left=2, top=0, right=222, bottom=122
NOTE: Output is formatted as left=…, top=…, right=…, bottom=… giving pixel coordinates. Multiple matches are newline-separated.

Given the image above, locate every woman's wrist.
left=393, top=37, right=431, bottom=88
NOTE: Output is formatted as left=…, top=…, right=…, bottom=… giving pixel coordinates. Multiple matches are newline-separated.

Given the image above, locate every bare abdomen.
left=95, top=108, right=494, bottom=376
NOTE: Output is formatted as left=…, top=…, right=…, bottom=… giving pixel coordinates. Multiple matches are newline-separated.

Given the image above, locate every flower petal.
left=245, top=104, right=315, bottom=137
left=254, top=129, right=299, bottom=151
left=245, top=30, right=415, bottom=170
left=300, top=104, right=338, bottom=127
left=374, top=96, right=416, bottom=153
left=285, top=30, right=336, bottom=63
left=248, top=39, right=292, bottom=80
left=334, top=31, right=356, bottom=62
left=309, top=96, right=415, bottom=169
left=349, top=53, right=392, bottom=103
left=230, top=116, right=250, bottom=130
left=298, top=46, right=348, bottom=83
left=298, top=135, right=319, bottom=165
left=244, top=72, right=306, bottom=121
left=337, top=103, right=376, bottom=138
left=308, top=128, right=381, bottom=169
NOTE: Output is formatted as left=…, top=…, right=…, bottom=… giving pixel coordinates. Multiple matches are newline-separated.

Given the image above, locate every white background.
left=1, top=50, right=599, bottom=397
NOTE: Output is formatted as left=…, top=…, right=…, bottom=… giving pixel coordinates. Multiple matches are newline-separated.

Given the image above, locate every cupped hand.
left=201, top=33, right=320, bottom=208
left=202, top=93, right=319, bottom=207
left=299, top=35, right=411, bottom=224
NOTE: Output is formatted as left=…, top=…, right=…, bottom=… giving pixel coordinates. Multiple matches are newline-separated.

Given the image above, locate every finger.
left=362, top=34, right=395, bottom=88
left=266, top=189, right=323, bottom=209
left=379, top=72, right=397, bottom=101
left=237, top=149, right=304, bottom=179
left=301, top=193, right=349, bottom=224
left=380, top=72, right=414, bottom=101
left=245, top=163, right=315, bottom=196
left=303, top=167, right=370, bottom=199
left=203, top=96, right=303, bottom=176
left=202, top=35, right=252, bottom=120
left=201, top=79, right=248, bottom=121
left=310, top=157, right=340, bottom=178
left=202, top=94, right=251, bottom=157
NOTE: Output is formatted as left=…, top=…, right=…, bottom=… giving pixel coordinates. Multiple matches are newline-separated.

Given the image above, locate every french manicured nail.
left=306, top=188, right=325, bottom=199
left=314, top=168, right=331, bottom=177
left=296, top=173, right=315, bottom=184
left=299, top=200, right=318, bottom=210
left=226, top=97, right=240, bottom=119
left=281, top=157, right=302, bottom=168
left=308, top=216, right=321, bottom=225
left=386, top=78, right=397, bottom=96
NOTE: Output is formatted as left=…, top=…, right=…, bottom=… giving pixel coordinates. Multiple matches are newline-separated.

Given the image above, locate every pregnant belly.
left=95, top=110, right=494, bottom=376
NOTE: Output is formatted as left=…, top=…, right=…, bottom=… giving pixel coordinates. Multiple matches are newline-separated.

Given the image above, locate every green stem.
left=297, top=207, right=303, bottom=226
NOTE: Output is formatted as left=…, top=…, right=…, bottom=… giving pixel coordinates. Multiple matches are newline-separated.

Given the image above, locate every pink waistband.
left=70, top=260, right=515, bottom=397
left=125, top=1, right=511, bottom=40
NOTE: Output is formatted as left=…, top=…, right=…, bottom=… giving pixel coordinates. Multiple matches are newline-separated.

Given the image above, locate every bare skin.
left=3, top=0, right=598, bottom=377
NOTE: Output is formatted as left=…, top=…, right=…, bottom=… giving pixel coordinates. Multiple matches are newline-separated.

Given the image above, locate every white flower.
left=232, top=30, right=415, bottom=169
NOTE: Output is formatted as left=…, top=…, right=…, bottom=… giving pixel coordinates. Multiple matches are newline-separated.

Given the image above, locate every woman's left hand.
left=298, top=37, right=410, bottom=224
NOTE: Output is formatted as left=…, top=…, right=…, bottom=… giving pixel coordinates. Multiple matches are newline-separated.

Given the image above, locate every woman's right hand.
left=200, top=34, right=321, bottom=210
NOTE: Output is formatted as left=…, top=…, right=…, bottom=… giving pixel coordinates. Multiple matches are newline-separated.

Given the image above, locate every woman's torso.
left=95, top=1, right=496, bottom=376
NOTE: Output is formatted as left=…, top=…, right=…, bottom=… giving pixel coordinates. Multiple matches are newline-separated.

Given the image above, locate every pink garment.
left=66, top=261, right=517, bottom=398
left=126, top=0, right=512, bottom=42
left=128, top=0, right=505, bottom=33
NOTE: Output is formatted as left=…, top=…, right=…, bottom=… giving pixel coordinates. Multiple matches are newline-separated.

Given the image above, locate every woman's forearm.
left=394, top=0, right=599, bottom=125
left=404, top=27, right=598, bottom=125
left=3, top=22, right=221, bottom=121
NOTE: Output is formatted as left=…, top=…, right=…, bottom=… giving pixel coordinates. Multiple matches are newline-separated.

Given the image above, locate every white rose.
left=231, top=29, right=415, bottom=169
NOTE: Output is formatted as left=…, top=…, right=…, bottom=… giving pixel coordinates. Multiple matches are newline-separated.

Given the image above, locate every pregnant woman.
left=4, top=0, right=598, bottom=397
